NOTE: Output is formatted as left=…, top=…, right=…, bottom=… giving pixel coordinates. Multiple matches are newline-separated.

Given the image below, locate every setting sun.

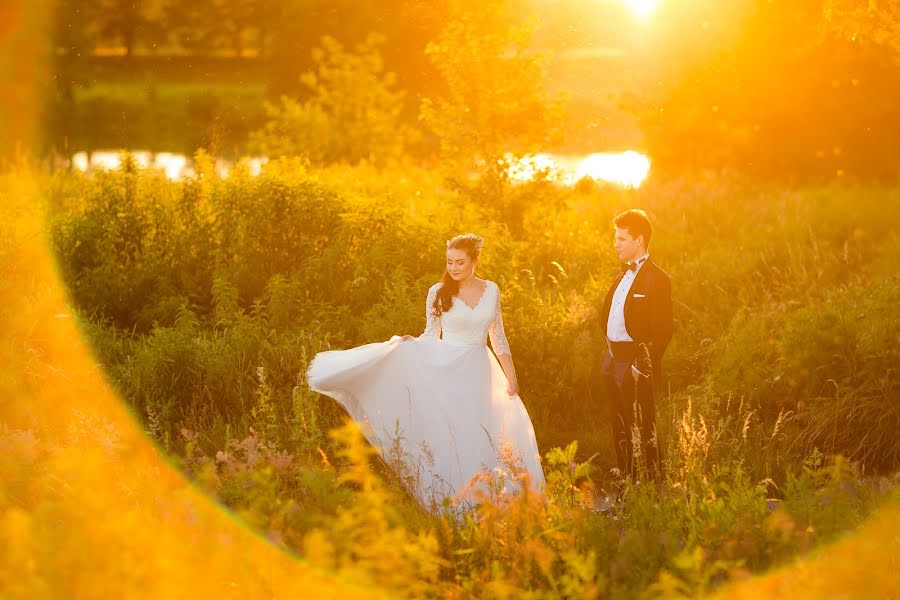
left=622, top=0, right=660, bottom=19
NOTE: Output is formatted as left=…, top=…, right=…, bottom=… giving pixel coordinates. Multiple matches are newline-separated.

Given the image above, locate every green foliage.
left=165, top=0, right=262, bottom=55
left=823, top=0, right=900, bottom=54
left=48, top=161, right=900, bottom=479
left=250, top=35, right=415, bottom=166
left=155, top=398, right=896, bottom=599
left=544, top=441, right=596, bottom=509
left=42, top=158, right=900, bottom=596
left=419, top=0, right=567, bottom=194
left=47, top=77, right=268, bottom=156
left=707, top=275, right=900, bottom=472
left=301, top=421, right=444, bottom=596
left=783, top=451, right=881, bottom=543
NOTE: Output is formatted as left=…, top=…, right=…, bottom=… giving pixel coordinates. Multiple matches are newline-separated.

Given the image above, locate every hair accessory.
left=446, top=234, right=484, bottom=253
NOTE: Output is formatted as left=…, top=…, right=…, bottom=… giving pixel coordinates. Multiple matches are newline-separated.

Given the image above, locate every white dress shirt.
left=606, top=252, right=649, bottom=342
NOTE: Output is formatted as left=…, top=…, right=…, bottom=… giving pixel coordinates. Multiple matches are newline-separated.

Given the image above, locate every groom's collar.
left=630, top=252, right=650, bottom=268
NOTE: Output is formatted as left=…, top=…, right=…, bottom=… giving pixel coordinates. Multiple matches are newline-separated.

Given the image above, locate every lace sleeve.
left=488, top=282, right=511, bottom=357
left=420, top=284, right=442, bottom=338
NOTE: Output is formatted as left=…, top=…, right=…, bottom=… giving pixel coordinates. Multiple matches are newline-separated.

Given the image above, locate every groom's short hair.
left=613, top=209, right=653, bottom=248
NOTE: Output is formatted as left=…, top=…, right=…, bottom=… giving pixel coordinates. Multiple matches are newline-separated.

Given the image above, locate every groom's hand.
left=633, top=342, right=652, bottom=382
left=631, top=364, right=647, bottom=382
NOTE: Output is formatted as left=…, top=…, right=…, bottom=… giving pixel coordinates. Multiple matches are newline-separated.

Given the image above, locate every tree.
left=262, top=0, right=385, bottom=96
left=97, top=0, right=166, bottom=57
left=823, top=0, right=900, bottom=53
left=51, top=0, right=102, bottom=102
left=249, top=35, right=414, bottom=166
left=418, top=0, right=566, bottom=192
left=165, top=0, right=263, bottom=56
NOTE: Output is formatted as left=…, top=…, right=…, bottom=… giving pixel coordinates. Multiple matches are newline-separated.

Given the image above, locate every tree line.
left=47, top=0, right=900, bottom=181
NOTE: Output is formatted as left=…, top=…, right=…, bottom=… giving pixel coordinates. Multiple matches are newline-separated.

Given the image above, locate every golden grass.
left=3, top=156, right=899, bottom=597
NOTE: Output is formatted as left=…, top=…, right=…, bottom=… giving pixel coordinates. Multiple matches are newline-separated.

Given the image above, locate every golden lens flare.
left=623, top=0, right=660, bottom=19
left=0, top=169, right=384, bottom=598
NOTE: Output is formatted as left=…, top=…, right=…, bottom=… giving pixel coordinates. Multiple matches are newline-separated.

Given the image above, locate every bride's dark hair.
left=433, top=233, right=483, bottom=317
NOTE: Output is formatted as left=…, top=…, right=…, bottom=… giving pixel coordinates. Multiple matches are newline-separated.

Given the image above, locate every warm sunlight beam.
left=622, top=0, right=660, bottom=19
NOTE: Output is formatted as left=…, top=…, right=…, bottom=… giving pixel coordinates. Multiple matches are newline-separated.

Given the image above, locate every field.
left=5, top=0, right=900, bottom=595
left=1, top=157, right=895, bottom=597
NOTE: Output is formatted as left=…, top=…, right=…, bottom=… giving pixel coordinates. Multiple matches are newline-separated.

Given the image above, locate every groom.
left=597, top=209, right=673, bottom=480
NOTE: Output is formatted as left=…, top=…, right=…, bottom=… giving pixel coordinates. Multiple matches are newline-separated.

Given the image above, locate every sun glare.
left=506, top=151, right=651, bottom=188
left=623, top=0, right=660, bottom=19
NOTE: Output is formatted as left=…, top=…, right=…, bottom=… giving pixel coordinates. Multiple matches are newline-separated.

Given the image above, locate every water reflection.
left=70, top=149, right=650, bottom=187
left=506, top=151, right=651, bottom=187
left=70, top=150, right=269, bottom=181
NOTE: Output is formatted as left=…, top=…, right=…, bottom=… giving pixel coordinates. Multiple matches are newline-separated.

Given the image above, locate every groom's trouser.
left=600, top=341, right=662, bottom=480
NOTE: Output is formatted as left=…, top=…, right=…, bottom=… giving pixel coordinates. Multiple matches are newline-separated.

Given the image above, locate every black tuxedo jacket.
left=600, top=258, right=674, bottom=378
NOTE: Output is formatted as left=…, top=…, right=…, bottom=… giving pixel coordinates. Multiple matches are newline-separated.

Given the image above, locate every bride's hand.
left=400, top=335, right=416, bottom=342
left=506, top=381, right=519, bottom=396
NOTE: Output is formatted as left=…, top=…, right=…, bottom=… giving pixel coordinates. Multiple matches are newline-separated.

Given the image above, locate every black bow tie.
left=620, top=257, right=647, bottom=273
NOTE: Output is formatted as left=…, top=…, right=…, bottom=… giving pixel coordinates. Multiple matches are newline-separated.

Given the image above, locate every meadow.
left=12, top=153, right=895, bottom=597
left=4, top=0, right=899, bottom=596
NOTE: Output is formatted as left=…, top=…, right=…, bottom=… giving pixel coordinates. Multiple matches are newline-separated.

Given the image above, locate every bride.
left=306, top=233, right=545, bottom=510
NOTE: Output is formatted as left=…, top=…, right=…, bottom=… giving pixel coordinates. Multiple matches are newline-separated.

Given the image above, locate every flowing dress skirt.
left=307, top=336, right=545, bottom=509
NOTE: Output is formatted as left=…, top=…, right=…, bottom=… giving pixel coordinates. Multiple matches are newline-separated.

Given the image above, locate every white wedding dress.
left=307, top=280, right=545, bottom=509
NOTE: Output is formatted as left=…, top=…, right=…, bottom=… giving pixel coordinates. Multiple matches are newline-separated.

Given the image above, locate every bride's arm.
left=497, top=353, right=519, bottom=396
left=488, top=285, right=519, bottom=395
left=417, top=284, right=442, bottom=339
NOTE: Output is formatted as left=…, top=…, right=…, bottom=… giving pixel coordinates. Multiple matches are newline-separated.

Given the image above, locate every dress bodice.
left=420, top=280, right=511, bottom=356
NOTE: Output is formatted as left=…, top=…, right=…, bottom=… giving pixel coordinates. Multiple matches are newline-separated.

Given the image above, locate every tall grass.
left=46, top=157, right=900, bottom=477
left=25, top=158, right=900, bottom=596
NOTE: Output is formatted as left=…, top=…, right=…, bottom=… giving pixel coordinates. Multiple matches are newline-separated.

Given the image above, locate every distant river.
left=70, top=149, right=651, bottom=188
